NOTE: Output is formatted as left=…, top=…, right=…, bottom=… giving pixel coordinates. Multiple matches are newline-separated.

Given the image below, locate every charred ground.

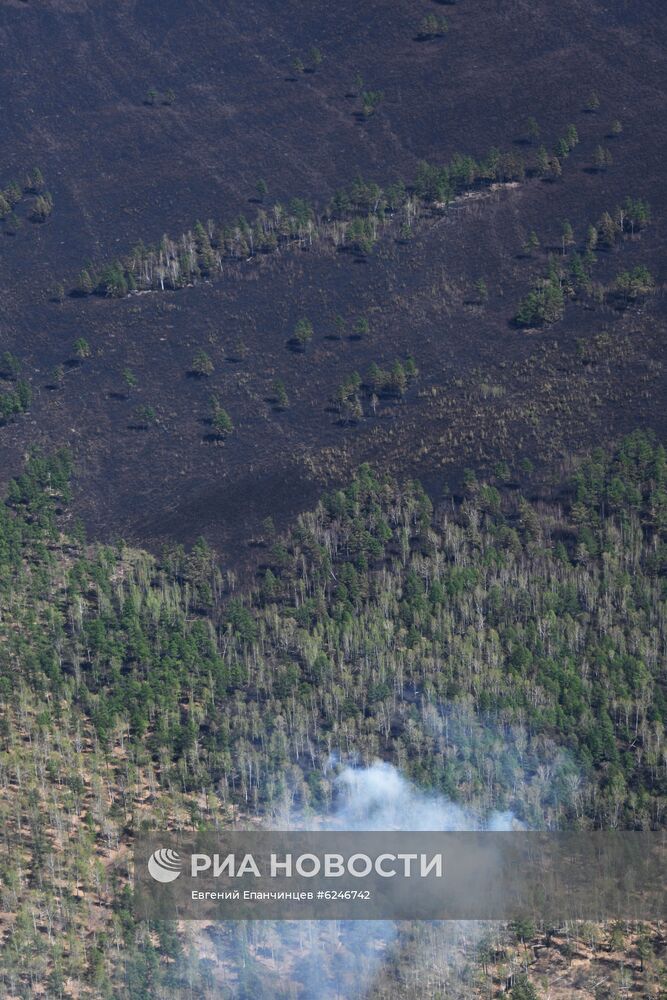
left=0, top=0, right=665, bottom=569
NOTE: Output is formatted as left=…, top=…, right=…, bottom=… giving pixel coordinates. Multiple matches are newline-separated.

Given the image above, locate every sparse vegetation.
left=73, top=336, right=91, bottom=360
left=210, top=398, right=234, bottom=438
left=592, top=144, right=613, bottom=172
left=515, top=271, right=565, bottom=326
left=516, top=196, right=653, bottom=325
left=145, top=85, right=174, bottom=106
left=612, top=265, right=654, bottom=304
left=29, top=190, right=53, bottom=222
left=272, top=378, right=289, bottom=409
left=361, top=88, right=384, bottom=116
left=69, top=138, right=560, bottom=296
left=525, top=116, right=540, bottom=143
left=586, top=90, right=601, bottom=112
left=353, top=315, right=370, bottom=338
left=473, top=277, right=488, bottom=302
left=0, top=168, right=52, bottom=227
left=0, top=379, right=31, bottom=424
left=309, top=46, right=323, bottom=70
left=133, top=403, right=156, bottom=427
left=417, top=14, right=449, bottom=40
left=1, top=351, right=20, bottom=380
left=523, top=230, right=540, bottom=255
left=122, top=367, right=138, bottom=394
left=292, top=316, right=314, bottom=350
left=192, top=348, right=214, bottom=376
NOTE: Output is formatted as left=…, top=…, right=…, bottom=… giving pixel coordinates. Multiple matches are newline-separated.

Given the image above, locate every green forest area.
left=0, top=431, right=665, bottom=997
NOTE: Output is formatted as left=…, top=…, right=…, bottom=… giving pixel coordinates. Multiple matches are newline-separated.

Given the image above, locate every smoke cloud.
left=203, top=701, right=584, bottom=999
left=238, top=760, right=519, bottom=1000
left=330, top=760, right=517, bottom=832
left=199, top=697, right=586, bottom=995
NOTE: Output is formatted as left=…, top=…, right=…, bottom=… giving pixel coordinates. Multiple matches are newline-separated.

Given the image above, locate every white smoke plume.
left=201, top=704, right=584, bottom=995
left=236, top=761, right=519, bottom=1000
left=329, top=760, right=517, bottom=832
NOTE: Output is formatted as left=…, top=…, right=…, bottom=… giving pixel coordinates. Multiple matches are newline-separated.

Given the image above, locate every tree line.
left=71, top=131, right=582, bottom=299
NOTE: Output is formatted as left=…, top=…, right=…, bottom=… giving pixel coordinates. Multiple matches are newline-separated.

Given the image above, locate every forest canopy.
left=1, top=433, right=665, bottom=995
